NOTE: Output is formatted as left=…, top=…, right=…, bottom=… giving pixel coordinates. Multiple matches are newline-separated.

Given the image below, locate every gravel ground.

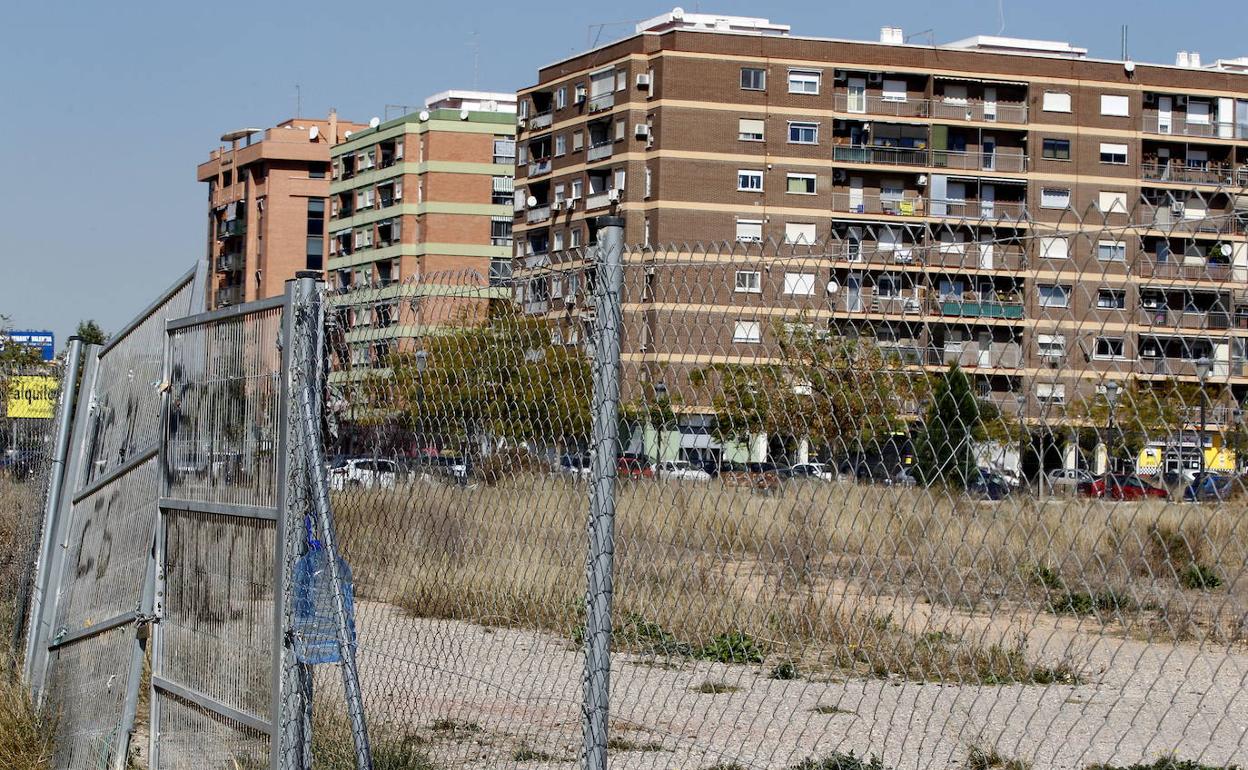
left=337, top=601, right=1248, bottom=770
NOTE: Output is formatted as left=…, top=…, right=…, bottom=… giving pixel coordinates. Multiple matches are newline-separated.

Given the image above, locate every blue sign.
left=8, top=331, right=55, bottom=362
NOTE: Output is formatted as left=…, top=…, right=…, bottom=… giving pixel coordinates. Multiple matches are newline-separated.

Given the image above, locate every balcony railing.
left=826, top=241, right=1025, bottom=271
left=831, top=192, right=925, bottom=216
left=1136, top=357, right=1213, bottom=379
left=1142, top=114, right=1241, bottom=139
left=931, top=199, right=1028, bottom=223
left=1137, top=307, right=1232, bottom=330
left=1140, top=161, right=1238, bottom=186
left=1133, top=205, right=1243, bottom=235
left=931, top=149, right=1028, bottom=173
left=529, top=111, right=553, bottom=130
left=830, top=192, right=1027, bottom=222
left=215, top=286, right=244, bottom=307
left=585, top=192, right=612, bottom=210
left=526, top=158, right=552, bottom=177
left=1136, top=259, right=1235, bottom=281
left=833, top=145, right=929, bottom=166
left=216, top=252, right=244, bottom=273
left=587, top=93, right=614, bottom=113
left=937, top=298, right=1025, bottom=319
left=216, top=220, right=246, bottom=239
left=832, top=93, right=1028, bottom=124
left=525, top=205, right=551, bottom=224
left=586, top=141, right=614, bottom=162
left=833, top=144, right=1028, bottom=173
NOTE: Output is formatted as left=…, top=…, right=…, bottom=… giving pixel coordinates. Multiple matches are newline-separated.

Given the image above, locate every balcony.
left=526, top=158, right=552, bottom=177
left=930, top=199, right=1028, bottom=223
left=1133, top=205, right=1242, bottom=235
left=525, top=204, right=552, bottom=224
left=831, top=192, right=925, bottom=216
left=1142, top=114, right=1240, bottom=139
left=216, top=252, right=244, bottom=273
left=833, top=145, right=929, bottom=166
left=1136, top=259, right=1235, bottom=281
left=1137, top=307, right=1232, bottom=330
left=529, top=111, right=553, bottom=130
left=931, top=149, right=1028, bottom=173
left=1141, top=161, right=1237, bottom=186
left=833, top=93, right=930, bottom=118
left=1136, top=357, right=1209, bottom=379
left=936, top=298, right=1024, bottom=319
left=587, top=93, right=614, bottom=113
left=586, top=141, right=614, bottom=163
left=585, top=192, right=612, bottom=210
left=931, top=341, right=1025, bottom=369
left=215, top=286, right=244, bottom=307
left=216, top=220, right=246, bottom=239
left=833, top=144, right=1028, bottom=173
left=826, top=241, right=1025, bottom=271
left=833, top=93, right=1028, bottom=124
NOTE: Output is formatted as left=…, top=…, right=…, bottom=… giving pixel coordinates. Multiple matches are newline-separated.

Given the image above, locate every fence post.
left=21, top=337, right=83, bottom=683
left=583, top=216, right=625, bottom=770
left=292, top=272, right=372, bottom=769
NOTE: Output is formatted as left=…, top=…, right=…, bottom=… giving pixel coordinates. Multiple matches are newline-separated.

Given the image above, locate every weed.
left=769, top=660, right=800, bottom=680
left=693, top=680, right=741, bottom=694
left=1048, top=589, right=1137, bottom=616
left=1181, top=564, right=1223, bottom=591
left=312, top=716, right=435, bottom=770
left=789, top=750, right=889, bottom=770
left=606, top=737, right=665, bottom=752
left=811, top=704, right=856, bottom=715
left=702, top=764, right=748, bottom=770
left=967, top=745, right=1032, bottom=770
left=1032, top=565, right=1065, bottom=591
left=512, top=746, right=558, bottom=762
left=429, top=719, right=480, bottom=733
left=700, top=631, right=765, bottom=664
left=1086, top=755, right=1242, bottom=770
left=0, top=665, right=57, bottom=770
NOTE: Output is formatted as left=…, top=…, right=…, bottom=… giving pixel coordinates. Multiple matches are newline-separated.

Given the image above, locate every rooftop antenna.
left=997, top=0, right=1006, bottom=35
left=468, top=27, right=480, bottom=90
left=1121, top=25, right=1129, bottom=60
left=587, top=19, right=644, bottom=49
left=295, top=84, right=302, bottom=118
left=905, top=28, right=936, bottom=46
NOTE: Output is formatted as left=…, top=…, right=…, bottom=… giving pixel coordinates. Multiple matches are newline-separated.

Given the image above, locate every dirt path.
left=337, top=601, right=1248, bottom=770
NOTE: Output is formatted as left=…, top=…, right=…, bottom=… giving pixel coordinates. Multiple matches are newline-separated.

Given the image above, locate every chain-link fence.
left=320, top=207, right=1248, bottom=770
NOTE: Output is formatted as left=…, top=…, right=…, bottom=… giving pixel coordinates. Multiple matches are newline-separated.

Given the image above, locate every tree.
left=363, top=312, right=591, bottom=455
left=691, top=323, right=928, bottom=461
left=74, top=320, right=107, bottom=346
left=1065, top=379, right=1207, bottom=468
left=913, top=364, right=982, bottom=489
left=0, top=315, right=43, bottom=369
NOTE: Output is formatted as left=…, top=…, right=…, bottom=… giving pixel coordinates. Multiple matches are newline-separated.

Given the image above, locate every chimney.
left=328, top=108, right=339, bottom=144
left=1190, top=51, right=1202, bottom=67
left=880, top=26, right=904, bottom=45
left=1176, top=51, right=1190, bottom=67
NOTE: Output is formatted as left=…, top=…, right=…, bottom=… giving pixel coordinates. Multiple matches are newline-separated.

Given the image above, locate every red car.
left=1078, top=473, right=1168, bottom=501
left=617, top=456, right=654, bottom=480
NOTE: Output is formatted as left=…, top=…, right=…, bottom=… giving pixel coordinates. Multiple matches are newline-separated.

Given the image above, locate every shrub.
left=1180, top=564, right=1223, bottom=591
left=769, top=660, right=800, bottom=680
left=699, top=631, right=765, bottom=664
left=790, top=750, right=888, bottom=770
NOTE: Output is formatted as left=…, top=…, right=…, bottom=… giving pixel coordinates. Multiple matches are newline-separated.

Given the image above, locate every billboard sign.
left=6, top=376, right=59, bottom=419
left=5, top=330, right=55, bottom=362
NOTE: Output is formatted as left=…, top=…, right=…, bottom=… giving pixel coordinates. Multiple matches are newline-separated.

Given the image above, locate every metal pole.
left=1200, top=389, right=1207, bottom=478
left=583, top=216, right=624, bottom=770
left=21, top=338, right=83, bottom=677
left=294, top=273, right=372, bottom=769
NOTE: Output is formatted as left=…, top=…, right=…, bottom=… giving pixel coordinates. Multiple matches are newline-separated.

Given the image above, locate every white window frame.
left=1097, top=239, right=1127, bottom=261
left=1042, top=91, right=1072, bottom=113
left=1040, top=187, right=1071, bottom=209
left=1094, top=337, right=1127, bottom=360
left=555, top=86, right=567, bottom=110
left=734, top=270, right=762, bottom=293
left=1038, top=284, right=1070, bottom=308
left=738, top=118, right=765, bottom=142
left=737, top=169, right=764, bottom=192
left=570, top=179, right=583, bottom=199
left=740, top=67, right=766, bottom=91
left=572, top=131, right=584, bottom=151
left=554, top=134, right=567, bottom=156
left=735, top=219, right=763, bottom=243
left=1039, top=236, right=1069, bottom=260
left=786, top=173, right=817, bottom=195
left=788, top=68, right=822, bottom=94
left=1036, top=382, right=1066, bottom=405
left=784, top=222, right=817, bottom=245
left=1099, top=142, right=1128, bottom=164
left=733, top=320, right=762, bottom=343
left=1100, top=94, right=1130, bottom=117
left=1037, top=334, right=1067, bottom=358
left=1098, top=191, right=1128, bottom=214
left=881, top=78, right=908, bottom=102
left=1096, top=289, right=1126, bottom=309
left=783, top=271, right=816, bottom=295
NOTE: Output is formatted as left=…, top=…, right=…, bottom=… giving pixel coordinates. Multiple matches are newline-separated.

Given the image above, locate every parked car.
left=967, top=467, right=1012, bottom=500
left=1047, top=468, right=1094, bottom=495
left=719, top=462, right=781, bottom=491
left=559, top=453, right=593, bottom=477
left=617, top=455, right=654, bottom=480
left=1183, top=473, right=1238, bottom=502
left=1078, top=473, right=1168, bottom=501
left=652, top=460, right=711, bottom=481
left=329, top=458, right=398, bottom=490
left=0, top=450, right=39, bottom=481
left=780, top=462, right=835, bottom=481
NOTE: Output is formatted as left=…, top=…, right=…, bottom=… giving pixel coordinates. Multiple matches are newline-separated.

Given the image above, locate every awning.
left=1234, top=195, right=1248, bottom=210
left=934, top=75, right=1029, bottom=86
left=947, top=175, right=1027, bottom=185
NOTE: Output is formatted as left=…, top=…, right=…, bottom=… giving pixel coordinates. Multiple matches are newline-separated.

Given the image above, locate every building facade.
left=197, top=113, right=365, bottom=309
left=512, top=11, right=1248, bottom=472
left=327, top=91, right=517, bottom=372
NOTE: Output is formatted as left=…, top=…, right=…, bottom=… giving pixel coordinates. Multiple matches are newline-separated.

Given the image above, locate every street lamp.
left=1016, top=391, right=1028, bottom=488
left=1105, top=380, right=1121, bottom=474
left=1196, top=355, right=1212, bottom=479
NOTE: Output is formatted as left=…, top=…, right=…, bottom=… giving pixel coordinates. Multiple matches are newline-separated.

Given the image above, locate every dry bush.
left=0, top=662, right=57, bottom=770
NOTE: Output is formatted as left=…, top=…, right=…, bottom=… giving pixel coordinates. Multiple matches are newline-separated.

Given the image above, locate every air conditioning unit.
left=564, top=294, right=577, bottom=307
left=1176, top=95, right=1188, bottom=106
left=833, top=169, right=848, bottom=183
left=834, top=69, right=848, bottom=82
left=607, top=188, right=621, bottom=202
left=868, top=72, right=883, bottom=83
left=517, top=117, right=526, bottom=127
left=634, top=123, right=651, bottom=138
left=833, top=119, right=847, bottom=130
left=565, top=198, right=577, bottom=210
left=574, top=91, right=586, bottom=104
left=1143, top=93, right=1157, bottom=105
left=1171, top=202, right=1186, bottom=217
left=635, top=73, right=651, bottom=88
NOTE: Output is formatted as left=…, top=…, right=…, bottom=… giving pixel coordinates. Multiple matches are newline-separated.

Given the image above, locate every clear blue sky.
left=1, top=0, right=1242, bottom=347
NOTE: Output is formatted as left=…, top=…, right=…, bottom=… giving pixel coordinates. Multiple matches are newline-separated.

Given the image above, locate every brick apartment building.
left=512, top=10, right=1248, bottom=472
left=326, top=91, right=517, bottom=373
left=197, top=113, right=366, bottom=309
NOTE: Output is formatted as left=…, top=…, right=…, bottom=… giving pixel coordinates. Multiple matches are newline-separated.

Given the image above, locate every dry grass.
left=0, top=664, right=56, bottom=769
left=331, top=475, right=1248, bottom=685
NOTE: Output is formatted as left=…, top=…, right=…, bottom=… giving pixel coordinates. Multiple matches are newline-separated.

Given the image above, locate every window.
left=738, top=118, right=765, bottom=141
left=615, top=119, right=626, bottom=141
left=1041, top=138, right=1071, bottom=160
left=1095, top=337, right=1126, bottom=359
left=1100, top=142, right=1128, bottom=164
left=788, top=121, right=818, bottom=144
left=1041, top=187, right=1071, bottom=209
left=1042, top=91, right=1072, bottom=112
left=1036, top=382, right=1066, bottom=405
left=740, top=67, right=766, bottom=91
left=735, top=219, right=763, bottom=242
left=788, top=69, right=821, bottom=94
left=784, top=222, right=817, bottom=244
left=616, top=69, right=627, bottom=91
left=1187, top=100, right=1211, bottom=125
left=943, top=84, right=968, bottom=104
left=553, top=230, right=564, bottom=251
left=734, top=270, right=762, bottom=293
left=490, top=217, right=512, bottom=246
left=572, top=131, right=584, bottom=151
left=786, top=173, right=816, bottom=194
left=356, top=188, right=375, bottom=209
left=881, top=79, right=907, bottom=102
left=1097, top=289, right=1126, bottom=309
left=306, top=198, right=325, bottom=270
left=1098, top=191, right=1128, bottom=214
left=1100, top=94, right=1130, bottom=117
left=570, top=179, right=583, bottom=199
left=737, top=169, right=764, bottom=192
left=644, top=167, right=652, bottom=198
left=554, top=135, right=566, bottom=156
left=308, top=162, right=327, bottom=179
left=1097, top=239, right=1127, bottom=261
left=1038, top=284, right=1070, bottom=308
left=1040, top=236, right=1069, bottom=260
left=733, top=320, right=762, bottom=343
left=492, top=176, right=514, bottom=205
left=613, top=168, right=626, bottom=191
left=570, top=228, right=582, bottom=247
left=493, top=138, right=516, bottom=163
left=555, top=86, right=567, bottom=110
left=1037, top=334, right=1067, bottom=358
left=783, top=272, right=816, bottom=295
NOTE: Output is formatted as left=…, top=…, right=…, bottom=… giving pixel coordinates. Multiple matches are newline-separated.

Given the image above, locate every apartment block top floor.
left=197, top=115, right=366, bottom=182
left=523, top=12, right=1248, bottom=98
left=330, top=91, right=517, bottom=161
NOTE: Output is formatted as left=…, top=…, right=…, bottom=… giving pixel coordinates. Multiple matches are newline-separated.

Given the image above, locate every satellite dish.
left=308, top=125, right=319, bottom=140
left=1221, top=243, right=1233, bottom=257
left=369, top=116, right=381, bottom=129
left=826, top=280, right=840, bottom=294
left=1124, top=59, right=1136, bottom=73
left=526, top=195, right=538, bottom=208
left=459, top=109, right=470, bottom=120
left=672, top=6, right=685, bottom=19
left=418, top=110, right=430, bottom=121
left=343, top=130, right=353, bottom=138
